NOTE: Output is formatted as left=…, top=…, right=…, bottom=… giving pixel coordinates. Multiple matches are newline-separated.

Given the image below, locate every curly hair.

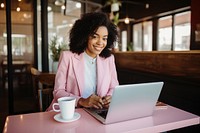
left=69, top=12, right=118, bottom=58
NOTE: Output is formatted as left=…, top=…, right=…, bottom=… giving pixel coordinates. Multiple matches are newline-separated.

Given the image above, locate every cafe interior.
left=0, top=0, right=199, bottom=132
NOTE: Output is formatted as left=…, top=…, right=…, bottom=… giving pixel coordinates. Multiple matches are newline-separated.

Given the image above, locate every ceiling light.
left=23, top=13, right=31, bottom=19
left=1, top=3, right=4, bottom=8
left=16, top=7, right=20, bottom=12
left=76, top=3, right=81, bottom=8
left=124, top=17, right=130, bottom=24
left=47, top=6, right=52, bottom=11
left=61, top=5, right=65, bottom=10
left=55, top=0, right=65, bottom=6
left=145, top=3, right=149, bottom=9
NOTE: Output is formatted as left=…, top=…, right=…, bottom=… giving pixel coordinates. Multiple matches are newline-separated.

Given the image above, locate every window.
left=133, top=21, right=152, bottom=51
left=0, top=2, right=34, bottom=62
left=132, top=10, right=191, bottom=52
left=36, top=0, right=81, bottom=71
left=121, top=31, right=127, bottom=52
left=133, top=23, right=142, bottom=51
left=158, top=16, right=172, bottom=51
left=48, top=0, right=81, bottom=72
left=174, top=11, right=191, bottom=50
left=158, top=11, right=191, bottom=51
left=143, top=21, right=152, bottom=51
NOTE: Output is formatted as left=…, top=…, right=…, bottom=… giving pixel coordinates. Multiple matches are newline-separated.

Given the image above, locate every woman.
left=47, top=12, right=119, bottom=111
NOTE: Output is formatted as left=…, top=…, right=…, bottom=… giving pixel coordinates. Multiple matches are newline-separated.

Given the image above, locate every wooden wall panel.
left=114, top=51, right=200, bottom=117
left=114, top=51, right=200, bottom=81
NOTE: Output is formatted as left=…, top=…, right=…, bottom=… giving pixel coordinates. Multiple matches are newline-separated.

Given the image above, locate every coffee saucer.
left=54, top=112, right=81, bottom=123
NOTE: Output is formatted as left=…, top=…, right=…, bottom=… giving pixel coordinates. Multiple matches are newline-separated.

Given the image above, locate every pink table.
left=3, top=106, right=200, bottom=133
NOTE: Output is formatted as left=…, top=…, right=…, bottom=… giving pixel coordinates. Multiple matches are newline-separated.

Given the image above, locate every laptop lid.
left=84, top=81, right=164, bottom=124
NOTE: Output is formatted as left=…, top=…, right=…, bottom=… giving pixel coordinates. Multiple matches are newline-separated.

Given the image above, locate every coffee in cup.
left=53, top=97, right=76, bottom=120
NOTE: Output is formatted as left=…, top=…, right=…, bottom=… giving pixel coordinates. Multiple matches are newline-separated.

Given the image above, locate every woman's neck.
left=84, top=50, right=97, bottom=58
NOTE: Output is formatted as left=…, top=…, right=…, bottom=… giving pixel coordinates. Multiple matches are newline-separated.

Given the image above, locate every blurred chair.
left=30, top=67, right=55, bottom=112
left=1, top=59, right=31, bottom=88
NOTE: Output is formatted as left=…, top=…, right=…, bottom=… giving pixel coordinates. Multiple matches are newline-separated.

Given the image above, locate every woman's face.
left=85, top=26, right=108, bottom=58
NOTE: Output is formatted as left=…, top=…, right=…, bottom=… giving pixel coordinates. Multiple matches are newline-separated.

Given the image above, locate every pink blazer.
left=46, top=51, right=119, bottom=111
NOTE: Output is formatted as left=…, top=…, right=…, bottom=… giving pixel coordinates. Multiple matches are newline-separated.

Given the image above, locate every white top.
left=82, top=52, right=97, bottom=98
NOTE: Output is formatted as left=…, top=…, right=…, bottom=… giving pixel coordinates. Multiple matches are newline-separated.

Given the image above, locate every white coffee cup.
left=53, top=97, right=76, bottom=120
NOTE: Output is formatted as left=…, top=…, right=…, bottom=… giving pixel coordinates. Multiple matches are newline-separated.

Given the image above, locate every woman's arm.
left=107, top=55, right=119, bottom=95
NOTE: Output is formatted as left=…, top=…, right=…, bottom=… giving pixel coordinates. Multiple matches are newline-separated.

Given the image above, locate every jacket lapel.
left=72, top=53, right=85, bottom=95
left=96, top=56, right=105, bottom=96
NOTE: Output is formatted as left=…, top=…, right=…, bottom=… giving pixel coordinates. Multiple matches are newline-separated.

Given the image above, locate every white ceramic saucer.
left=54, top=112, right=81, bottom=123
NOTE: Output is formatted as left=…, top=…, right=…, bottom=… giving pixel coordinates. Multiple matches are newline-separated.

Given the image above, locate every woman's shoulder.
left=62, top=50, right=72, bottom=55
left=106, top=54, right=114, bottom=60
left=59, top=51, right=74, bottom=60
left=61, top=51, right=77, bottom=57
left=61, top=51, right=83, bottom=59
left=99, top=54, right=115, bottom=62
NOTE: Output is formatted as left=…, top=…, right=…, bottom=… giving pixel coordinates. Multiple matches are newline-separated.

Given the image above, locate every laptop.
left=84, top=81, right=164, bottom=124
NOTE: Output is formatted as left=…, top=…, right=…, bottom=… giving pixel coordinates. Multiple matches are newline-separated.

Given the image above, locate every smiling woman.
left=46, top=12, right=119, bottom=111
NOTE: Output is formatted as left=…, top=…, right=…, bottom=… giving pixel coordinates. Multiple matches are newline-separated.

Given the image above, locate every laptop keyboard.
left=95, top=109, right=108, bottom=119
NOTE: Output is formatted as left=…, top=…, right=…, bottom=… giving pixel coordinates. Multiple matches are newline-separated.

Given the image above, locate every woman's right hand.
left=78, top=94, right=104, bottom=109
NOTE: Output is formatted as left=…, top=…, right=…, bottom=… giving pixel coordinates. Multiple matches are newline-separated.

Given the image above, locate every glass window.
left=143, top=21, right=152, bottom=51
left=133, top=11, right=190, bottom=52
left=121, top=30, right=127, bottom=52
left=0, top=0, right=34, bottom=113
left=45, top=0, right=81, bottom=72
left=174, top=11, right=191, bottom=51
left=37, top=0, right=82, bottom=71
left=0, top=10, right=6, bottom=58
left=133, top=23, right=142, bottom=51
left=133, top=21, right=152, bottom=51
left=12, top=3, right=34, bottom=62
left=158, top=16, right=172, bottom=51
left=0, top=2, right=34, bottom=62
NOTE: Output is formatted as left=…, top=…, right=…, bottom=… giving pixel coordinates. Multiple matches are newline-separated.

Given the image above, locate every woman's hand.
left=78, top=94, right=104, bottom=109
left=102, top=95, right=112, bottom=108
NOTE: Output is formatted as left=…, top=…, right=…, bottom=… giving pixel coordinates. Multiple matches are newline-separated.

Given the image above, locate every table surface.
left=3, top=105, right=200, bottom=133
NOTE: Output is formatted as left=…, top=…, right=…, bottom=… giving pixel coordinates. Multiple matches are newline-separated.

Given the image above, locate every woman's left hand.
left=102, top=95, right=112, bottom=108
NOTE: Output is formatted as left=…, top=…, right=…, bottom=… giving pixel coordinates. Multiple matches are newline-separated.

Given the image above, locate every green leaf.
left=49, top=36, right=67, bottom=61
